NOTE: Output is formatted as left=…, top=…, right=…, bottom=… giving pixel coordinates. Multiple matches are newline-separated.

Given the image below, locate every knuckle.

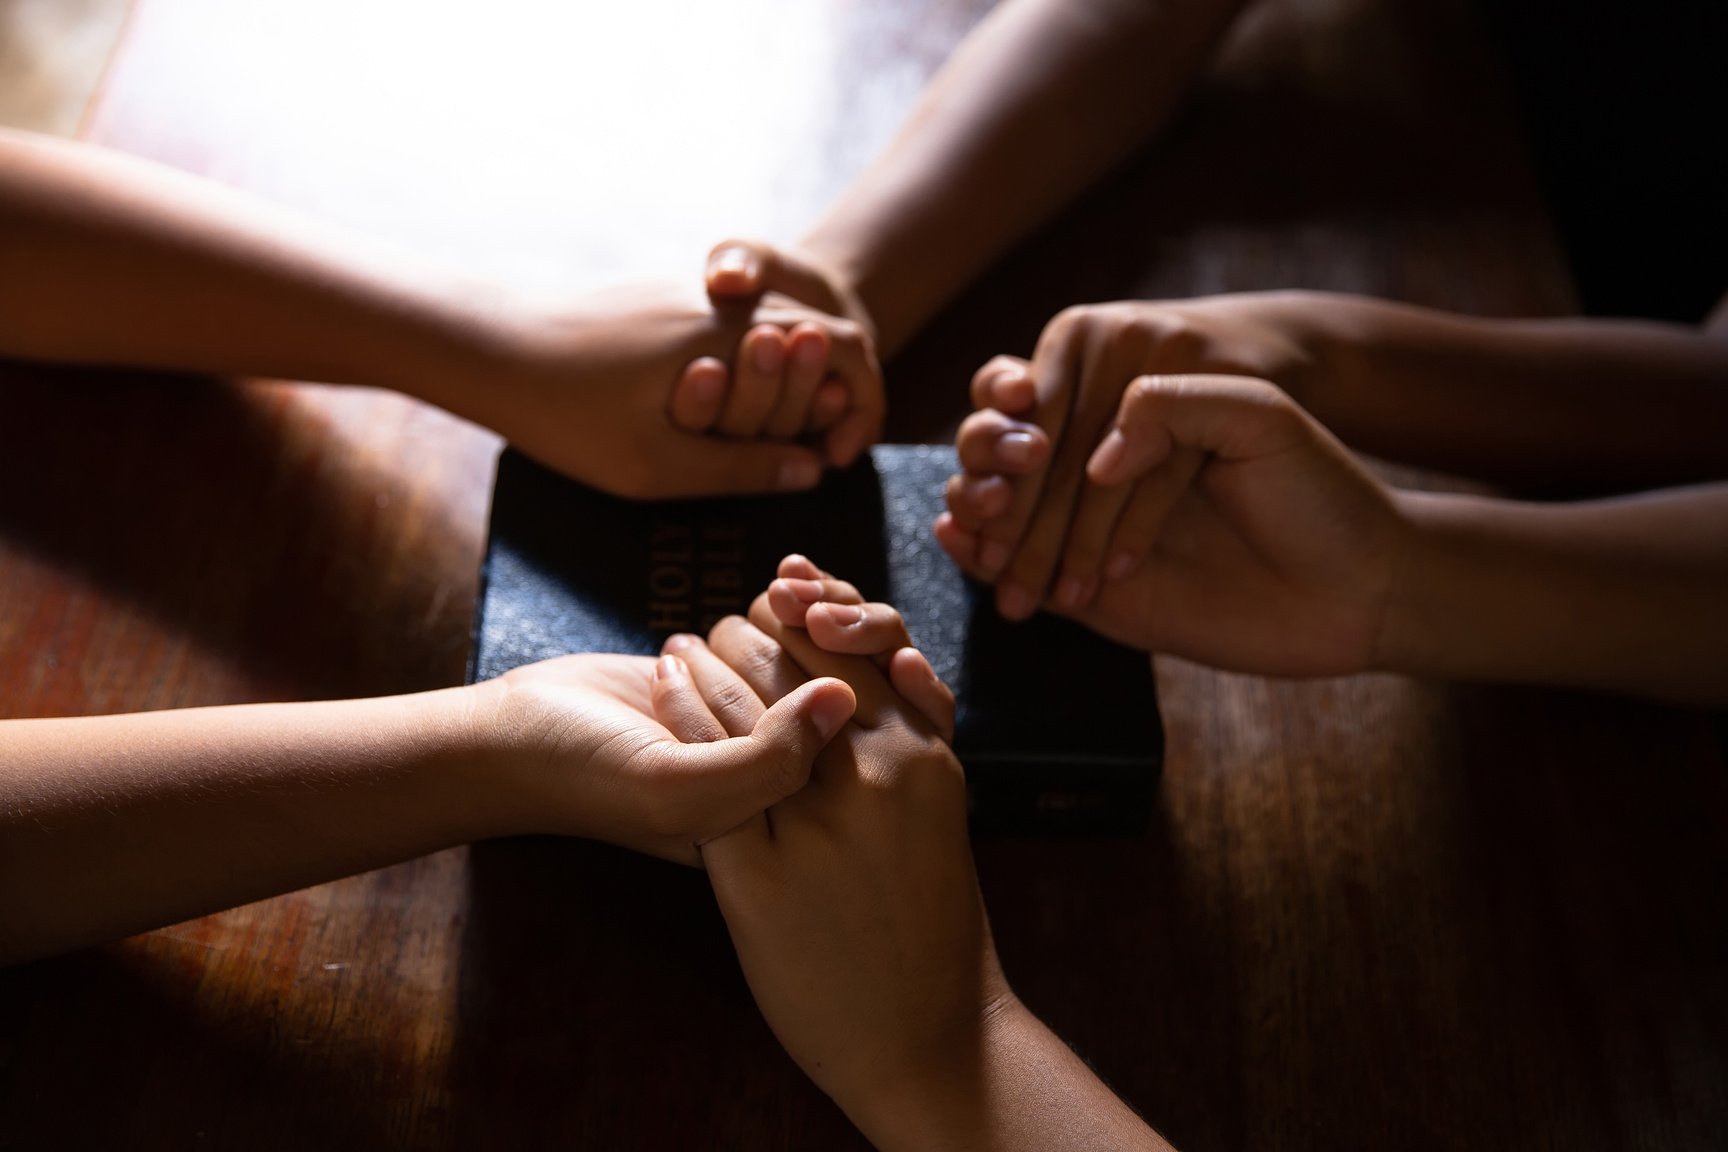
left=1126, top=374, right=1166, bottom=408
left=709, top=679, right=755, bottom=720
left=1052, top=304, right=1092, bottom=331
left=1158, top=322, right=1204, bottom=360
left=706, top=613, right=751, bottom=651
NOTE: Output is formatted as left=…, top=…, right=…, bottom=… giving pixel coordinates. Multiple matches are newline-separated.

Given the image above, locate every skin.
left=671, top=0, right=1252, bottom=436
left=0, top=654, right=855, bottom=965
left=0, top=126, right=879, bottom=498
left=654, top=0, right=1728, bottom=635
left=936, top=373, right=1728, bottom=704
left=685, top=242, right=881, bottom=464
left=949, top=293, right=1728, bottom=616
left=652, top=557, right=1172, bottom=1152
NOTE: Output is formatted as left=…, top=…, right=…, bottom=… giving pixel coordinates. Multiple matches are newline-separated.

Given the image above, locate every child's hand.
left=759, top=553, right=956, bottom=738
left=938, top=374, right=1408, bottom=677
left=438, top=281, right=876, bottom=500
left=945, top=294, right=1325, bottom=617
left=649, top=566, right=1010, bottom=1133
left=472, top=651, right=855, bottom=866
left=667, top=239, right=885, bottom=470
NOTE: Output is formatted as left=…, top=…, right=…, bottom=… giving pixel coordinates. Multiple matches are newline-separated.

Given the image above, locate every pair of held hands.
left=656, top=250, right=1405, bottom=679
left=476, top=272, right=1417, bottom=1108
left=474, top=555, right=999, bottom=1115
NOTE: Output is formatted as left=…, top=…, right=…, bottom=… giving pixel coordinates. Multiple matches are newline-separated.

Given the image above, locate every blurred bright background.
left=2, top=0, right=979, bottom=295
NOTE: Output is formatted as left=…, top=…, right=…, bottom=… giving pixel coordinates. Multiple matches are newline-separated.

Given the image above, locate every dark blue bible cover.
left=468, top=445, right=1161, bottom=834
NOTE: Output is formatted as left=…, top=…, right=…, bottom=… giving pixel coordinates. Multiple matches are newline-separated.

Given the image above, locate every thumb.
left=706, top=238, right=844, bottom=314
left=683, top=677, right=856, bottom=824
left=664, top=436, right=827, bottom=497
left=705, top=239, right=767, bottom=302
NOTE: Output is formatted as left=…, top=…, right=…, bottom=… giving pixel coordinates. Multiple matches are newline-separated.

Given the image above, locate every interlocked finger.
left=1048, top=475, right=1138, bottom=611
left=944, top=471, right=1012, bottom=531
left=746, top=597, right=899, bottom=728
left=650, top=651, right=736, bottom=744
left=1100, top=445, right=1207, bottom=582
left=667, top=356, right=728, bottom=433
left=763, top=322, right=830, bottom=440
left=716, top=324, right=787, bottom=438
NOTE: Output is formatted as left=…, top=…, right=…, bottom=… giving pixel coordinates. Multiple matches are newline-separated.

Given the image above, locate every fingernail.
left=810, top=689, right=852, bottom=739
left=822, top=603, right=863, bottom=626
left=779, top=458, right=821, bottom=490
left=753, top=335, right=784, bottom=373
left=1105, top=552, right=1138, bottom=581
left=998, top=584, right=1035, bottom=621
left=714, top=246, right=752, bottom=275
left=998, top=430, right=1037, bottom=468
left=655, top=654, right=684, bottom=681
left=1055, top=576, right=1086, bottom=610
left=979, top=540, right=1010, bottom=574
left=663, top=633, right=696, bottom=654
left=783, top=577, right=824, bottom=603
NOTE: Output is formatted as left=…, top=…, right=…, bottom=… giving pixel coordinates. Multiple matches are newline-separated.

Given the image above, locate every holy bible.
left=468, top=445, right=1161, bottom=835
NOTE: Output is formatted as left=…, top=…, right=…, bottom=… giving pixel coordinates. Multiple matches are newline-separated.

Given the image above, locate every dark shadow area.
left=1481, top=0, right=1728, bottom=323
left=884, top=0, right=1556, bottom=445
left=0, top=361, right=480, bottom=705
left=0, top=945, right=412, bottom=1150
left=972, top=793, right=1246, bottom=1152
left=1441, top=686, right=1728, bottom=1146
left=449, top=837, right=866, bottom=1148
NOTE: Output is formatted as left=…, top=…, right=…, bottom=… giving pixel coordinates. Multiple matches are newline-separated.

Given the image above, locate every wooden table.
left=2, top=0, right=1724, bottom=1147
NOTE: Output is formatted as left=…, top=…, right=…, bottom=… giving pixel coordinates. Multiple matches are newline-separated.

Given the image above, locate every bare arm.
left=855, top=1000, right=1173, bottom=1152
left=0, top=657, right=850, bottom=965
left=798, top=0, right=1250, bottom=359
left=0, top=126, right=493, bottom=390
left=0, top=689, right=494, bottom=963
left=1306, top=296, right=1728, bottom=492
left=0, top=127, right=868, bottom=496
left=943, top=373, right=1728, bottom=704
left=1380, top=483, right=1728, bottom=704
left=661, top=566, right=1172, bottom=1150
left=944, top=290, right=1728, bottom=618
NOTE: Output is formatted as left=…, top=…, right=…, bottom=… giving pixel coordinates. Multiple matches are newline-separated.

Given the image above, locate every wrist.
left=374, top=269, right=535, bottom=415
left=841, top=987, right=1029, bottom=1151
left=1278, top=290, right=1372, bottom=417
left=1369, top=490, right=1454, bottom=678
left=793, top=232, right=888, bottom=356
left=410, top=679, right=536, bottom=840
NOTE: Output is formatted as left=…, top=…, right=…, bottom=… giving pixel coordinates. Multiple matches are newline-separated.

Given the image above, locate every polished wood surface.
left=3, top=0, right=1724, bottom=1148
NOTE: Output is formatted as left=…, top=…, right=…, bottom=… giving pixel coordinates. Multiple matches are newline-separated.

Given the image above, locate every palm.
left=497, top=654, right=712, bottom=862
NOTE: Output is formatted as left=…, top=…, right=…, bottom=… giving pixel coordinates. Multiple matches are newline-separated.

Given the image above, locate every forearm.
left=1304, top=294, right=1728, bottom=490
left=801, top=0, right=1248, bottom=358
left=1377, top=484, right=1728, bottom=704
left=0, top=686, right=507, bottom=964
left=0, top=127, right=503, bottom=400
left=852, top=998, right=1173, bottom=1152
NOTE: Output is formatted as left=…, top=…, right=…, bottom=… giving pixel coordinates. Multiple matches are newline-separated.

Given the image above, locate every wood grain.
left=2, top=0, right=1723, bottom=1148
